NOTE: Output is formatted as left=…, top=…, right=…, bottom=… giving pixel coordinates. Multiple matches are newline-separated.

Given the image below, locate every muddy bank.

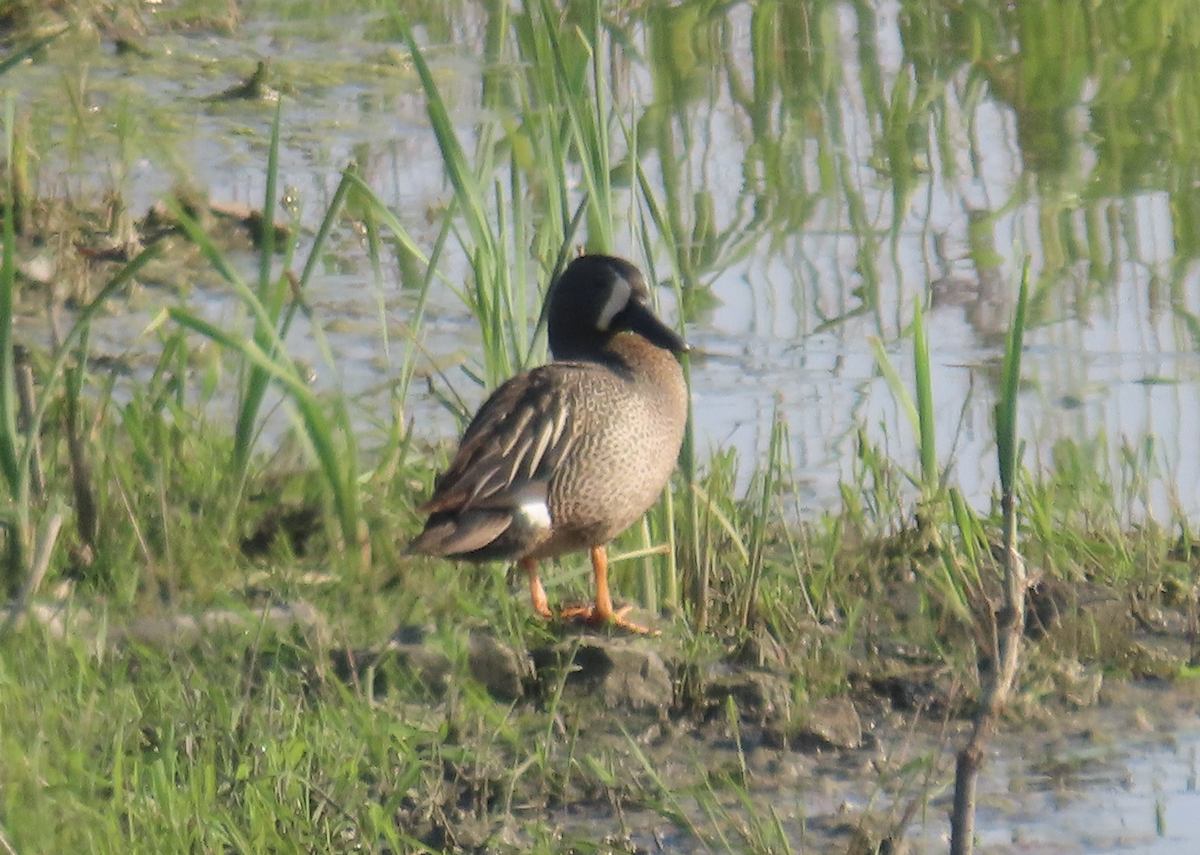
left=7, top=583, right=1199, bottom=854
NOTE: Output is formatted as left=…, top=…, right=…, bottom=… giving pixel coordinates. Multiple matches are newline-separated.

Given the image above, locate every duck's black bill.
left=619, top=301, right=689, bottom=354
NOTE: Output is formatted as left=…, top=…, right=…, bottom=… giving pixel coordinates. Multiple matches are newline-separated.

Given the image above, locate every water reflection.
left=965, top=729, right=1200, bottom=854
left=11, top=0, right=1200, bottom=522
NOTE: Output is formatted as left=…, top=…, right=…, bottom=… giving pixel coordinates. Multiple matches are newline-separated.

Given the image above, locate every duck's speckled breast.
left=531, top=334, right=688, bottom=558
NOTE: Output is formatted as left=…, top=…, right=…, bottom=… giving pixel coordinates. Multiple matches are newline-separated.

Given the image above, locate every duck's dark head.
left=547, top=254, right=688, bottom=361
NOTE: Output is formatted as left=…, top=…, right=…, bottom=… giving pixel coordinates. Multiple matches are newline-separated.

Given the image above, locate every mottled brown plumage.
left=409, top=254, right=689, bottom=632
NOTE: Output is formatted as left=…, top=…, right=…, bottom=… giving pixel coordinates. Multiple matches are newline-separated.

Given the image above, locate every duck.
left=409, top=254, right=689, bottom=633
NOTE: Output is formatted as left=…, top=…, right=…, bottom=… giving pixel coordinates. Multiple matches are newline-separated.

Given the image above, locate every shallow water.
left=14, top=0, right=1200, bottom=525
left=937, top=730, right=1200, bottom=854
left=536, top=704, right=1200, bottom=854
left=632, top=720, right=1200, bottom=854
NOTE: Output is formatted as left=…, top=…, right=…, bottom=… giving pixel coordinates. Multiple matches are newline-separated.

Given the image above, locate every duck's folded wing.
left=418, top=367, right=579, bottom=516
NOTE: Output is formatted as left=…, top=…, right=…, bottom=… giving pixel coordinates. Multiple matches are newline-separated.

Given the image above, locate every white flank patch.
left=517, top=497, right=553, bottom=530
left=596, top=275, right=631, bottom=331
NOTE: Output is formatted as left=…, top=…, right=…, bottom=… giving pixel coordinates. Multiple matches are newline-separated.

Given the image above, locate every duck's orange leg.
left=521, top=556, right=553, bottom=618
left=561, top=545, right=657, bottom=635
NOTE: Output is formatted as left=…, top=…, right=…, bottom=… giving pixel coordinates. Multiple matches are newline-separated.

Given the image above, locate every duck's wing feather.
left=418, top=365, right=580, bottom=516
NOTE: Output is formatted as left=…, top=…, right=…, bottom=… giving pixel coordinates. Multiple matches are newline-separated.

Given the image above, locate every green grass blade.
left=538, top=0, right=612, bottom=251
left=233, top=102, right=287, bottom=479
left=949, top=487, right=980, bottom=571
left=167, top=309, right=311, bottom=399
left=689, top=482, right=750, bottom=565
left=996, top=260, right=1030, bottom=496
left=345, top=171, right=450, bottom=405
left=170, top=308, right=356, bottom=555
left=0, top=98, right=19, bottom=495
left=0, top=28, right=67, bottom=78
left=258, top=99, right=281, bottom=286
left=167, top=200, right=362, bottom=556
left=741, top=401, right=787, bottom=630
left=868, top=335, right=919, bottom=439
left=19, top=245, right=161, bottom=492
left=167, top=206, right=287, bottom=369
left=396, top=12, right=494, bottom=260
left=912, top=296, right=937, bottom=495
left=277, top=166, right=357, bottom=346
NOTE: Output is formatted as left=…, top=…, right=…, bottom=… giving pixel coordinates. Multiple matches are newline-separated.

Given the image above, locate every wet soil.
left=10, top=575, right=1199, bottom=855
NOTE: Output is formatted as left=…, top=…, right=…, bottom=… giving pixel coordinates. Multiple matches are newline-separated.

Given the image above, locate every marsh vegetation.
left=1, top=1, right=1199, bottom=853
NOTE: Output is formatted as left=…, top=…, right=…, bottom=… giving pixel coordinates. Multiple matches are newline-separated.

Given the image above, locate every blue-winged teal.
left=409, top=254, right=689, bottom=633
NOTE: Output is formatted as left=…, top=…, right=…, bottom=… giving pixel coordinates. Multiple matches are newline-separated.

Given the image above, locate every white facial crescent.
left=596, top=272, right=632, bottom=331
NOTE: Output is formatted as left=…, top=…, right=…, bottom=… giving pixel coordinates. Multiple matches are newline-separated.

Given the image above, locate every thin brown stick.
left=0, top=822, right=20, bottom=855
left=14, top=349, right=42, bottom=500
left=1, top=510, right=63, bottom=636
left=949, top=491, right=1028, bottom=855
